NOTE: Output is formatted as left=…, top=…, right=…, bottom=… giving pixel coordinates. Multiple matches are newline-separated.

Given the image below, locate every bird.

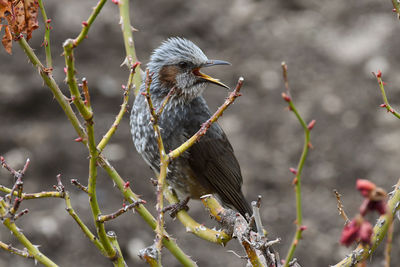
left=130, top=37, right=252, bottom=217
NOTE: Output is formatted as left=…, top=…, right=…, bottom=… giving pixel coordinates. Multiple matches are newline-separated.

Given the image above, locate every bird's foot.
left=162, top=196, right=190, bottom=218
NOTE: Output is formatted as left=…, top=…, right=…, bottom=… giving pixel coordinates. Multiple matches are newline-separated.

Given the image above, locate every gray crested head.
left=145, top=37, right=230, bottom=103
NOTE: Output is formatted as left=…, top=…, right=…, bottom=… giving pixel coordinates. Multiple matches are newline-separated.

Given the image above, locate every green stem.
left=18, top=34, right=195, bottom=267
left=98, top=157, right=198, bottom=267
left=17, top=37, right=87, bottom=141
left=281, top=63, right=311, bottom=266
left=87, top=122, right=119, bottom=262
left=63, top=40, right=93, bottom=121
left=38, top=0, right=52, bottom=68
left=376, top=75, right=400, bottom=119
left=0, top=201, right=57, bottom=266
left=64, top=191, right=105, bottom=253
left=73, top=0, right=108, bottom=47
left=118, top=0, right=142, bottom=93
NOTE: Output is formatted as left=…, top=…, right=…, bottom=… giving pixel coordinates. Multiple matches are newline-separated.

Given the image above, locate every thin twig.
left=142, top=70, right=168, bottom=264
left=281, top=62, right=313, bottom=267
left=0, top=199, right=57, bottom=266
left=373, top=71, right=400, bottom=119
left=38, top=0, right=52, bottom=68
left=0, top=241, right=33, bottom=259
left=97, top=199, right=146, bottom=223
left=72, top=0, right=108, bottom=47
left=168, top=77, right=244, bottom=160
left=70, top=179, right=88, bottom=194
left=334, top=189, right=350, bottom=225
left=97, top=61, right=141, bottom=152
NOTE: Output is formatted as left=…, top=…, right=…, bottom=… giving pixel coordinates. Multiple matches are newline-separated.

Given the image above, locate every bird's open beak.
left=193, top=60, right=231, bottom=89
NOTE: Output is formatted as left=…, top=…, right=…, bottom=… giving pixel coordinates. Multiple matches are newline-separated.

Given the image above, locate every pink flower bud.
left=356, top=179, right=376, bottom=197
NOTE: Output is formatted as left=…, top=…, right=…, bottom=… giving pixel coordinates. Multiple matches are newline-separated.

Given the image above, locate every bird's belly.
left=167, top=161, right=212, bottom=199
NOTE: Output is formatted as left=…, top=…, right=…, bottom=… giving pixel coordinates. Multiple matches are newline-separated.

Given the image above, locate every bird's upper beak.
left=192, top=60, right=230, bottom=89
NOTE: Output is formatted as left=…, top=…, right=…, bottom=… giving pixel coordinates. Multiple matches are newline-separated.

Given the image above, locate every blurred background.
left=1, top=0, right=400, bottom=266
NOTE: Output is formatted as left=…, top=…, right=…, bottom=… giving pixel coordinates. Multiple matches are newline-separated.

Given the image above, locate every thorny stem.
left=73, top=0, right=107, bottom=47
left=98, top=156, right=197, bottom=267
left=118, top=0, right=142, bottom=93
left=143, top=71, right=168, bottom=264
left=97, top=62, right=141, bottom=152
left=334, top=189, right=350, bottom=225
left=333, top=179, right=400, bottom=266
left=0, top=241, right=33, bottom=259
left=97, top=200, right=145, bottom=223
left=63, top=40, right=93, bottom=121
left=374, top=72, right=400, bottom=119
left=17, top=37, right=87, bottom=142
left=38, top=0, right=52, bottom=68
left=17, top=7, right=196, bottom=267
left=0, top=185, right=64, bottom=199
left=64, top=191, right=104, bottom=253
left=384, top=220, right=394, bottom=267
left=0, top=200, right=57, bottom=266
left=281, top=62, right=312, bottom=267
left=168, top=77, right=245, bottom=160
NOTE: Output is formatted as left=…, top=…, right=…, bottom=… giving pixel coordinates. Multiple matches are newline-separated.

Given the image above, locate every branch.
left=97, top=61, right=141, bottom=152
left=281, top=62, right=313, bottom=266
left=373, top=71, right=400, bottom=119
left=117, top=0, right=142, bottom=93
left=38, top=0, right=52, bottom=68
left=0, top=241, right=33, bottom=259
left=0, top=199, right=57, bottom=266
left=201, top=195, right=282, bottom=267
left=333, top=179, right=400, bottom=266
left=97, top=199, right=146, bottom=223
left=73, top=0, right=108, bottom=47
left=168, top=77, right=244, bottom=160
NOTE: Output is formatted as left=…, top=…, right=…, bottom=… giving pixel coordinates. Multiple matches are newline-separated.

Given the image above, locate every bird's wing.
left=184, top=121, right=252, bottom=216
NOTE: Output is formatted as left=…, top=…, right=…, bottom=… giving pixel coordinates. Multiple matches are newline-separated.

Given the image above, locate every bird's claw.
left=162, top=196, right=190, bottom=218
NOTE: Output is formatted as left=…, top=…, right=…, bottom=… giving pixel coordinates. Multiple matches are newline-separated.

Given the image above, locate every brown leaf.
left=2, top=25, right=12, bottom=54
left=23, top=0, right=39, bottom=40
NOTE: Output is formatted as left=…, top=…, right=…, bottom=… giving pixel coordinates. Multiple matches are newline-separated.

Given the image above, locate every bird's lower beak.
left=193, top=59, right=231, bottom=89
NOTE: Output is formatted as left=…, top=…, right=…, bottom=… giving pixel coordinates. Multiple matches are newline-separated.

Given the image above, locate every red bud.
left=74, top=137, right=83, bottom=142
left=300, top=225, right=307, bottom=231
left=82, top=21, right=88, bottom=27
left=376, top=70, right=382, bottom=78
left=359, top=221, right=373, bottom=245
left=307, top=120, right=316, bottom=130
left=124, top=181, right=130, bottom=189
left=380, top=104, right=387, bottom=108
left=281, top=92, right=291, bottom=102
left=132, top=61, right=141, bottom=69
left=356, top=179, right=376, bottom=197
left=289, top=168, right=297, bottom=175
left=340, top=218, right=360, bottom=246
left=46, top=19, right=52, bottom=24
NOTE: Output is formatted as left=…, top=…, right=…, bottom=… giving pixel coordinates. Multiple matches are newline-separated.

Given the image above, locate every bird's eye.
left=178, top=61, right=188, bottom=68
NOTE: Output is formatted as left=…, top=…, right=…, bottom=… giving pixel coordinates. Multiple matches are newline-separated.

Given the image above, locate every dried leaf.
left=24, top=0, right=39, bottom=40
left=2, top=25, right=12, bottom=54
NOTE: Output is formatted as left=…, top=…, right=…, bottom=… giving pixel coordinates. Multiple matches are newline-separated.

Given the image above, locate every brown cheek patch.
left=159, top=65, right=179, bottom=88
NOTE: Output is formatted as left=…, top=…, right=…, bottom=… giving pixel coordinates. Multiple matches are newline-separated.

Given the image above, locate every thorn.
left=307, top=142, right=313, bottom=149
left=292, top=177, right=298, bottom=185
left=74, top=137, right=83, bottom=142
left=132, top=61, right=141, bottom=70
left=380, top=104, right=387, bottom=108
left=307, top=119, right=316, bottom=130
left=63, top=67, right=67, bottom=74
left=289, top=168, right=297, bottom=175
left=124, top=181, right=130, bottom=189
left=281, top=92, right=291, bottom=102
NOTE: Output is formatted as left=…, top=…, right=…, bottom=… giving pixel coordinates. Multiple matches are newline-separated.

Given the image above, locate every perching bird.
left=130, top=37, right=251, bottom=217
